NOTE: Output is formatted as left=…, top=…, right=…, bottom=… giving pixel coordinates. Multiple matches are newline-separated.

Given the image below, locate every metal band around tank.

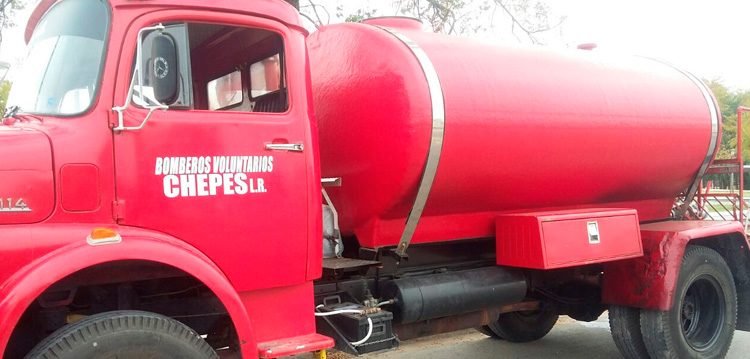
left=650, top=59, right=720, bottom=218
left=377, top=26, right=446, bottom=258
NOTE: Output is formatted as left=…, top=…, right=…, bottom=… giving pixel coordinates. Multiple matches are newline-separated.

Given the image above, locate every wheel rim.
left=679, top=275, right=725, bottom=351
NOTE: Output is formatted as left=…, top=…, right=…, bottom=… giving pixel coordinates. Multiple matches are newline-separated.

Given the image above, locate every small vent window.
left=207, top=71, right=242, bottom=110
left=250, top=54, right=281, bottom=98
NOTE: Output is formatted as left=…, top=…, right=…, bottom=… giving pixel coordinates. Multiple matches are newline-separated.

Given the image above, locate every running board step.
left=322, top=258, right=381, bottom=275
left=257, top=333, right=334, bottom=358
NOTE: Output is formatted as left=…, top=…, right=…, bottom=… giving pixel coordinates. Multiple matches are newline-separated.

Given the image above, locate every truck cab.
left=1, top=0, right=327, bottom=357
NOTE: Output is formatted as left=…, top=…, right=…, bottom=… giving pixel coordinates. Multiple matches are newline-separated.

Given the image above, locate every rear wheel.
left=609, top=305, right=649, bottom=359
left=475, top=325, right=502, bottom=338
left=482, top=304, right=558, bottom=342
left=640, top=246, right=736, bottom=359
left=25, top=310, right=218, bottom=359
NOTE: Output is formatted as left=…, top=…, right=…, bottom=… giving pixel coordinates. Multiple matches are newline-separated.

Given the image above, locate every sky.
left=554, top=0, right=750, bottom=91
left=1, top=0, right=748, bottom=90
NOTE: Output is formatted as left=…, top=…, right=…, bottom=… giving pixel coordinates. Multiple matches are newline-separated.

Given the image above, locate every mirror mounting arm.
left=112, top=103, right=167, bottom=132
left=112, top=24, right=167, bottom=132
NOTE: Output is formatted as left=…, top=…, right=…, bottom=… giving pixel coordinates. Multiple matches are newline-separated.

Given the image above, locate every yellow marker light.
left=86, top=228, right=122, bottom=246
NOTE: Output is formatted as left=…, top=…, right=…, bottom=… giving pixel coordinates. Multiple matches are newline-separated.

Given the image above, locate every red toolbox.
left=496, top=208, right=642, bottom=269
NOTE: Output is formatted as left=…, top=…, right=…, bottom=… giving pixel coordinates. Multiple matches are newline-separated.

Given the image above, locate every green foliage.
left=0, top=80, right=10, bottom=112
left=705, top=80, right=750, bottom=161
left=337, top=6, right=378, bottom=23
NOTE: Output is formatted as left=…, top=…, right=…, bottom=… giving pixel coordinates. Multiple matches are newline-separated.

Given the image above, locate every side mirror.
left=149, top=34, right=179, bottom=105
left=112, top=24, right=169, bottom=132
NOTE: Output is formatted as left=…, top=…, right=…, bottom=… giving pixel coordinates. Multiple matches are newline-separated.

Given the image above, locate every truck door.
left=111, top=14, right=313, bottom=291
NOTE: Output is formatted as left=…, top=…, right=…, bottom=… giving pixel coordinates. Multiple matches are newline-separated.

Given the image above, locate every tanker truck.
left=0, top=0, right=747, bottom=358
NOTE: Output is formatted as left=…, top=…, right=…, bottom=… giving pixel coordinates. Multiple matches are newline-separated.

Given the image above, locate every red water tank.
left=308, top=18, right=719, bottom=249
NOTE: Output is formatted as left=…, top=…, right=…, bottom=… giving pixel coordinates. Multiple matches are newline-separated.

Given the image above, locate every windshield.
left=6, top=0, right=109, bottom=116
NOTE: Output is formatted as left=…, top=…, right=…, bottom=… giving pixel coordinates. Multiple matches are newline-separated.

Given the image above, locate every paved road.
left=333, top=314, right=750, bottom=359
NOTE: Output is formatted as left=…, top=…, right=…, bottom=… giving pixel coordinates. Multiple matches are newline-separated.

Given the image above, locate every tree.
left=395, top=0, right=472, bottom=34
left=0, top=0, right=24, bottom=48
left=490, top=0, right=565, bottom=44
left=705, top=79, right=750, bottom=161
left=0, top=80, right=11, bottom=112
left=300, top=0, right=564, bottom=45
left=337, top=6, right=377, bottom=23
left=393, top=0, right=564, bottom=44
left=300, top=1, right=331, bottom=28
left=284, top=0, right=299, bottom=9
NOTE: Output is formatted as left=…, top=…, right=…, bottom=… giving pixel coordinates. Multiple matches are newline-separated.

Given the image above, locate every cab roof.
left=26, top=0, right=303, bottom=43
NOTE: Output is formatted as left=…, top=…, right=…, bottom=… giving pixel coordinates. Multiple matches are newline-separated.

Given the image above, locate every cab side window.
left=136, top=22, right=288, bottom=113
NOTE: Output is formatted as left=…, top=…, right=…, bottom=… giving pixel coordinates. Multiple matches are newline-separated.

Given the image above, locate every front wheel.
left=640, top=246, right=737, bottom=359
left=25, top=310, right=218, bottom=359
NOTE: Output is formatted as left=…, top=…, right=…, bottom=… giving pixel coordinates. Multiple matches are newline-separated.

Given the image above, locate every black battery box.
left=316, top=302, right=399, bottom=354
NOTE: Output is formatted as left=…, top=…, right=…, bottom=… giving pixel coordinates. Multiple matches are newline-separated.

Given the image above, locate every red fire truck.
left=1, top=0, right=749, bottom=358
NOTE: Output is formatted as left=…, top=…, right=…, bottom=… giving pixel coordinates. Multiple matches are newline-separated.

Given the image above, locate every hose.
left=314, top=304, right=374, bottom=346
left=376, top=300, right=395, bottom=307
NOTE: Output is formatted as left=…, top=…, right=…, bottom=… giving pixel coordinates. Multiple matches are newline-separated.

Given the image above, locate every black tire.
left=26, top=310, right=218, bottom=359
left=485, top=304, right=559, bottom=343
left=640, top=246, right=737, bottom=359
left=609, top=305, right=650, bottom=359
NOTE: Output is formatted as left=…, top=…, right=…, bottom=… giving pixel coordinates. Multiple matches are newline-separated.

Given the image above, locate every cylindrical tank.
left=382, top=267, right=527, bottom=324
left=308, top=18, right=719, bottom=249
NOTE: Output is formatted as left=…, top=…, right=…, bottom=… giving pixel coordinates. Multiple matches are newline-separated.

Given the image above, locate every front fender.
left=0, top=226, right=257, bottom=358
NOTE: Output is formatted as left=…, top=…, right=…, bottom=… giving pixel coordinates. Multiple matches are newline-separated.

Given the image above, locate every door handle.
left=265, top=143, right=304, bottom=152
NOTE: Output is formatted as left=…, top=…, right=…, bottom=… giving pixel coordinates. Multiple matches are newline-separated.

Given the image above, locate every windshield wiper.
left=2, top=105, right=20, bottom=119
left=2, top=106, right=42, bottom=125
